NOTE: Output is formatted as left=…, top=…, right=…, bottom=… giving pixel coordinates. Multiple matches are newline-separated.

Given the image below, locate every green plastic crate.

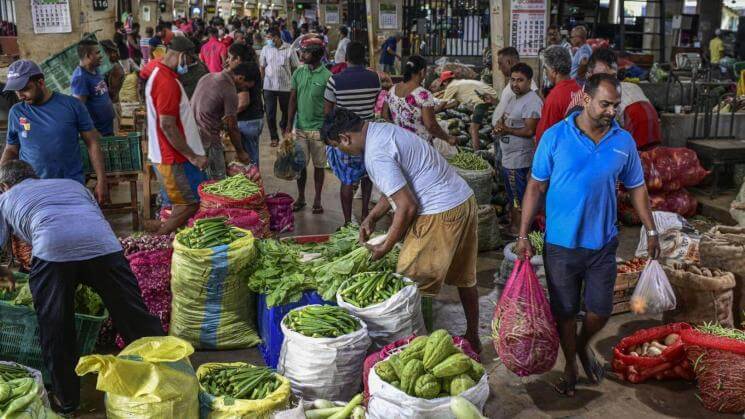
left=80, top=132, right=143, bottom=174
left=0, top=274, right=107, bottom=383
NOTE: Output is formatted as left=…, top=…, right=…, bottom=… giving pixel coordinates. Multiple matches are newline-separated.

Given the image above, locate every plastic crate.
left=80, top=132, right=143, bottom=174
left=0, top=274, right=107, bottom=383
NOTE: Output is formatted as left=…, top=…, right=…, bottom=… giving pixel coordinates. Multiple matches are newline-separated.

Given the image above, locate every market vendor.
left=0, top=160, right=164, bottom=415
left=438, top=71, right=497, bottom=150
left=71, top=39, right=116, bottom=136
left=515, top=74, right=660, bottom=397
left=320, top=108, right=482, bottom=353
left=143, top=37, right=208, bottom=235
left=1, top=60, right=108, bottom=204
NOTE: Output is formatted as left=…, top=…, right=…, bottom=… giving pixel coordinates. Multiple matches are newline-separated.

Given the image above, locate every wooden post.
left=490, top=0, right=505, bottom=90
left=365, top=0, right=376, bottom=68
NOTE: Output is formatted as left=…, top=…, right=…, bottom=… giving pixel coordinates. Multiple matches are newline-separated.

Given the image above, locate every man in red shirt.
left=144, top=37, right=208, bottom=234
left=200, top=26, right=227, bottom=73
left=535, top=45, right=583, bottom=143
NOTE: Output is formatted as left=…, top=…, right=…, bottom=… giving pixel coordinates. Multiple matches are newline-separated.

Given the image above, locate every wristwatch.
left=646, top=229, right=659, bottom=237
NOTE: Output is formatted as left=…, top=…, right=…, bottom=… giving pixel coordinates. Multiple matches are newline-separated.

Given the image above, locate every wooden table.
left=91, top=171, right=140, bottom=230
left=687, top=139, right=745, bottom=197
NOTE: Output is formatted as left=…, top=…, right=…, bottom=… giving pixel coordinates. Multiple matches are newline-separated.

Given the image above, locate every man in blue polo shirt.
left=515, top=74, right=660, bottom=397
left=1, top=60, right=108, bottom=204
left=71, top=39, right=116, bottom=136
left=378, top=33, right=401, bottom=74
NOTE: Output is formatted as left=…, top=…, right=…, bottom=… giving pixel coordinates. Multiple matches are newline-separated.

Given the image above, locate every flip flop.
left=293, top=201, right=306, bottom=212
left=312, top=206, right=324, bottom=214
left=553, top=377, right=577, bottom=397
left=579, top=348, right=606, bottom=385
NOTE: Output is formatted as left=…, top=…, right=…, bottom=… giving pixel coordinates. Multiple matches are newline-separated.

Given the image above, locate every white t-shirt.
left=335, top=37, right=351, bottom=63
left=492, top=79, right=538, bottom=125
left=364, top=122, right=474, bottom=215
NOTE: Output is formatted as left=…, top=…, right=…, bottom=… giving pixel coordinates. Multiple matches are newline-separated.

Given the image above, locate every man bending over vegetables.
left=0, top=160, right=164, bottom=414
left=320, top=108, right=482, bottom=353
left=516, top=74, right=660, bottom=396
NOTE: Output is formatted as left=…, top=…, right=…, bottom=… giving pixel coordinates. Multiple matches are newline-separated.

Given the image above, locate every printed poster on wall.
left=510, top=0, right=546, bottom=57
left=379, top=3, right=397, bottom=30
left=325, top=4, right=339, bottom=25
left=31, top=0, right=72, bottom=34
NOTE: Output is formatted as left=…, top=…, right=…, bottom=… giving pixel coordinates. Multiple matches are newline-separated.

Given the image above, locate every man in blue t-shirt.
left=378, top=33, right=401, bottom=74
left=71, top=39, right=116, bottom=136
left=515, top=74, right=660, bottom=397
left=1, top=60, right=108, bottom=203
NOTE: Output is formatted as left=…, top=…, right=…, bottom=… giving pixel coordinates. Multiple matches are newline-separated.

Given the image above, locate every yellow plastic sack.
left=75, top=336, right=199, bottom=419
left=119, top=72, right=139, bottom=103
left=170, top=228, right=261, bottom=350
left=196, top=363, right=291, bottom=418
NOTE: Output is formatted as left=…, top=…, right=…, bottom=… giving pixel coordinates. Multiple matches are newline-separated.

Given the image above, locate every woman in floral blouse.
left=382, top=55, right=457, bottom=146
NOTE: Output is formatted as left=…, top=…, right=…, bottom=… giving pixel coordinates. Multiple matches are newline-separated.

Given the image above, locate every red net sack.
left=643, top=147, right=710, bottom=189
left=265, top=192, right=295, bottom=233
left=649, top=189, right=698, bottom=217
left=198, top=176, right=271, bottom=237
left=189, top=207, right=265, bottom=239
left=612, top=322, right=693, bottom=383
left=681, top=329, right=745, bottom=413
left=640, top=153, right=663, bottom=192
left=361, top=334, right=479, bottom=401
left=493, top=260, right=559, bottom=376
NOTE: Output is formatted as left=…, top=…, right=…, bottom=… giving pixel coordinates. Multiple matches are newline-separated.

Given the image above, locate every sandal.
left=579, top=348, right=606, bottom=385
left=312, top=206, right=324, bottom=215
left=553, top=377, right=577, bottom=397
left=292, top=201, right=306, bottom=212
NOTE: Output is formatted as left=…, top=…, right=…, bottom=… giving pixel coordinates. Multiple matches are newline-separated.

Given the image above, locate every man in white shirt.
left=492, top=47, right=538, bottom=126
left=320, top=108, right=482, bottom=353
left=260, top=27, right=300, bottom=146
left=334, top=27, right=351, bottom=64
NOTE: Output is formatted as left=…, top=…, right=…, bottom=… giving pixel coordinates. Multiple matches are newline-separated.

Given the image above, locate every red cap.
left=439, top=71, right=455, bottom=82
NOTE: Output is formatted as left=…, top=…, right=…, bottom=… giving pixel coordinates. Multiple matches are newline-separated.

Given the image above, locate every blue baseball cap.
left=4, top=60, right=43, bottom=92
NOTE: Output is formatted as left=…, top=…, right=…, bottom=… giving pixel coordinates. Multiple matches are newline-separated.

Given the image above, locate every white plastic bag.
left=336, top=276, right=426, bottom=351
left=630, top=260, right=677, bottom=314
left=366, top=366, right=489, bottom=419
left=277, top=306, right=371, bottom=401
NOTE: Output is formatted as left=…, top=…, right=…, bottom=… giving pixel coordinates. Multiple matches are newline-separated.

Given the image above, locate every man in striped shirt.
left=323, top=41, right=381, bottom=225
left=260, top=27, right=299, bottom=147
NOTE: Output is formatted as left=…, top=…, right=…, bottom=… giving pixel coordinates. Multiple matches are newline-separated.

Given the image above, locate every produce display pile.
left=617, top=257, right=647, bottom=274
left=284, top=305, right=361, bottom=338
left=177, top=217, right=246, bottom=249
left=199, top=364, right=281, bottom=399
left=119, top=233, right=173, bottom=256
left=303, top=394, right=364, bottom=419
left=696, top=322, right=745, bottom=341
left=201, top=174, right=261, bottom=199
left=0, top=364, right=31, bottom=382
left=0, top=377, right=42, bottom=416
left=447, top=151, right=490, bottom=171
left=338, top=272, right=406, bottom=308
left=435, top=105, right=496, bottom=149
left=625, top=332, right=681, bottom=358
left=248, top=225, right=399, bottom=305
left=374, top=329, right=485, bottom=399
left=3, top=282, right=104, bottom=317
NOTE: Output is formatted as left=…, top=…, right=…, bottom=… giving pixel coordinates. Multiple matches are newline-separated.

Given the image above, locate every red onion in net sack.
left=188, top=207, right=264, bottom=238
left=116, top=248, right=173, bottom=348
left=493, top=259, right=559, bottom=376
left=265, top=192, right=295, bottom=233
left=119, top=234, right=173, bottom=256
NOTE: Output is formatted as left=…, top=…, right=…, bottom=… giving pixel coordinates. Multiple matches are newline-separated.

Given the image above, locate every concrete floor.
left=73, top=131, right=740, bottom=418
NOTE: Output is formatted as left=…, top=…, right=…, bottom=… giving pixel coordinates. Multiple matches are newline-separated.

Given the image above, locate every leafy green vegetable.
left=7, top=282, right=103, bottom=316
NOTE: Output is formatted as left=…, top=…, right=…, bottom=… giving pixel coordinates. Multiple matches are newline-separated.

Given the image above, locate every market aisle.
left=81, top=131, right=737, bottom=419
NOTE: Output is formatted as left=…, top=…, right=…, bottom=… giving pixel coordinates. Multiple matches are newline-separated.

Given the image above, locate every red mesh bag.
left=493, top=260, right=558, bottom=376
left=361, top=334, right=479, bottom=401
left=189, top=207, right=265, bottom=239
left=643, top=147, right=710, bottom=189
left=226, top=161, right=262, bottom=180
left=681, top=328, right=745, bottom=413
left=265, top=193, right=295, bottom=233
left=640, top=153, right=663, bottom=192
left=198, top=176, right=271, bottom=237
left=612, top=322, right=693, bottom=383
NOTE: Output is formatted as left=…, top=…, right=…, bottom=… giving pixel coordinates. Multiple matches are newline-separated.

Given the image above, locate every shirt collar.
left=564, top=111, right=622, bottom=142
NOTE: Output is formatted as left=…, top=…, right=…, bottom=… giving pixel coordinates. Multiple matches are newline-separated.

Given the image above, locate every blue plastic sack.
left=257, top=291, right=334, bottom=369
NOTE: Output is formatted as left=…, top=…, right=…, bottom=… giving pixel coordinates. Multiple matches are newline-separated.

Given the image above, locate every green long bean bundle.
left=202, top=174, right=261, bottom=199
left=178, top=217, right=245, bottom=249
left=339, top=272, right=406, bottom=308
left=284, top=305, right=360, bottom=338
left=199, top=365, right=280, bottom=399
left=448, top=152, right=489, bottom=171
